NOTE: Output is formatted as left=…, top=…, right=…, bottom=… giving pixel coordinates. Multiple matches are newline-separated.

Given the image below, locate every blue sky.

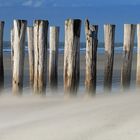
left=0, top=0, right=140, bottom=7
left=0, top=0, right=140, bottom=42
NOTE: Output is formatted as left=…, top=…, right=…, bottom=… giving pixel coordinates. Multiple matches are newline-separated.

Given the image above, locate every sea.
left=3, top=41, right=138, bottom=54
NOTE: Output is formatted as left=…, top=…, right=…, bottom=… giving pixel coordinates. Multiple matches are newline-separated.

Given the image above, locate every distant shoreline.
left=3, top=43, right=138, bottom=54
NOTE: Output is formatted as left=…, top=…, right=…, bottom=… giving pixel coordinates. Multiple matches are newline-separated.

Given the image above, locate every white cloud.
left=0, top=0, right=44, bottom=7
left=22, top=0, right=44, bottom=7
left=22, top=0, right=33, bottom=6
left=33, top=1, right=43, bottom=7
left=0, top=0, right=140, bottom=7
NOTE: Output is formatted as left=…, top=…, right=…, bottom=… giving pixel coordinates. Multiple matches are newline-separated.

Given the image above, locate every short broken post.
left=33, top=20, right=49, bottom=95
left=0, top=21, right=4, bottom=90
left=64, top=19, right=82, bottom=95
left=12, top=20, right=27, bottom=94
left=121, top=24, right=136, bottom=89
left=27, top=27, right=34, bottom=88
left=104, top=24, right=115, bottom=92
left=49, top=26, right=59, bottom=90
left=85, top=19, right=98, bottom=95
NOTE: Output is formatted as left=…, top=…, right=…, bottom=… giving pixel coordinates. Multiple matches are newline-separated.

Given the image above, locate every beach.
left=3, top=50, right=137, bottom=94
left=0, top=47, right=139, bottom=140
left=0, top=91, right=140, bottom=140
left=0, top=0, right=140, bottom=139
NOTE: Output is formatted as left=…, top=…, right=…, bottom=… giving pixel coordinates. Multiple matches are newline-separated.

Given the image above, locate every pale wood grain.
left=33, top=20, right=49, bottom=94
left=27, top=27, right=34, bottom=88
left=64, top=19, right=81, bottom=95
left=104, top=24, right=115, bottom=91
left=49, top=26, right=59, bottom=90
left=12, top=20, right=27, bottom=94
left=85, top=19, right=98, bottom=95
left=121, top=24, right=136, bottom=89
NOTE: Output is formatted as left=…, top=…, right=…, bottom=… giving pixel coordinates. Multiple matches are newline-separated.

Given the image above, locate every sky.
left=0, top=0, right=140, bottom=7
left=0, top=0, right=140, bottom=42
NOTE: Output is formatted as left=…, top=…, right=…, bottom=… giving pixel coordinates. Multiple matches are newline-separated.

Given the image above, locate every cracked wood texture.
left=64, top=19, right=81, bottom=95
left=85, top=19, right=98, bottom=95
left=12, top=20, right=27, bottom=94
left=27, top=27, right=34, bottom=88
left=0, top=21, right=4, bottom=90
left=49, top=26, right=59, bottom=90
left=33, top=20, right=49, bottom=95
left=104, top=24, right=115, bottom=92
left=121, top=24, right=136, bottom=89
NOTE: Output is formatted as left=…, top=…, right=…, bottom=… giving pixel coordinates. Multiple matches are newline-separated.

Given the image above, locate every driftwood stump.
left=85, top=19, right=98, bottom=95
left=0, top=21, right=4, bottom=90
left=27, top=27, right=34, bottom=88
left=121, top=24, right=136, bottom=89
left=64, top=19, right=81, bottom=95
left=10, top=28, right=14, bottom=68
left=33, top=20, right=49, bottom=95
left=49, top=26, right=59, bottom=90
left=12, top=20, right=27, bottom=94
left=136, top=24, right=140, bottom=86
left=104, top=24, right=115, bottom=92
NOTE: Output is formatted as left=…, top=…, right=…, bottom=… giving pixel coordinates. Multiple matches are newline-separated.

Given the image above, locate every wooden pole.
left=0, top=21, right=4, bottom=90
left=104, top=24, right=115, bottom=91
left=49, top=26, right=59, bottom=90
left=10, top=28, right=14, bottom=68
left=136, top=24, right=140, bottom=86
left=64, top=19, right=81, bottom=95
left=85, top=19, right=98, bottom=95
left=33, top=20, right=49, bottom=94
left=12, top=20, right=27, bottom=94
left=27, top=27, right=34, bottom=88
left=121, top=24, right=136, bottom=89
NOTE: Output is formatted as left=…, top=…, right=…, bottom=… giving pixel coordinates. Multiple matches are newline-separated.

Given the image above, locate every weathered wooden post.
left=0, top=21, right=4, bottom=90
left=64, top=19, right=81, bottom=95
left=104, top=24, right=115, bottom=91
left=10, top=28, right=14, bottom=67
left=136, top=24, right=140, bottom=86
left=85, top=19, right=98, bottom=95
left=121, top=24, right=136, bottom=89
left=33, top=20, right=49, bottom=94
left=49, top=26, right=59, bottom=90
left=12, top=20, right=27, bottom=94
left=27, top=27, right=34, bottom=88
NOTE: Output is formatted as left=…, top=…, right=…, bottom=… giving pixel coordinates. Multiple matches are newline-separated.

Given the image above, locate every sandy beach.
left=0, top=91, right=140, bottom=140
left=0, top=50, right=139, bottom=140
left=0, top=0, right=140, bottom=139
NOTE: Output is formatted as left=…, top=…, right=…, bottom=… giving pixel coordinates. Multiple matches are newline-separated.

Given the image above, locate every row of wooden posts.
left=0, top=19, right=139, bottom=95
